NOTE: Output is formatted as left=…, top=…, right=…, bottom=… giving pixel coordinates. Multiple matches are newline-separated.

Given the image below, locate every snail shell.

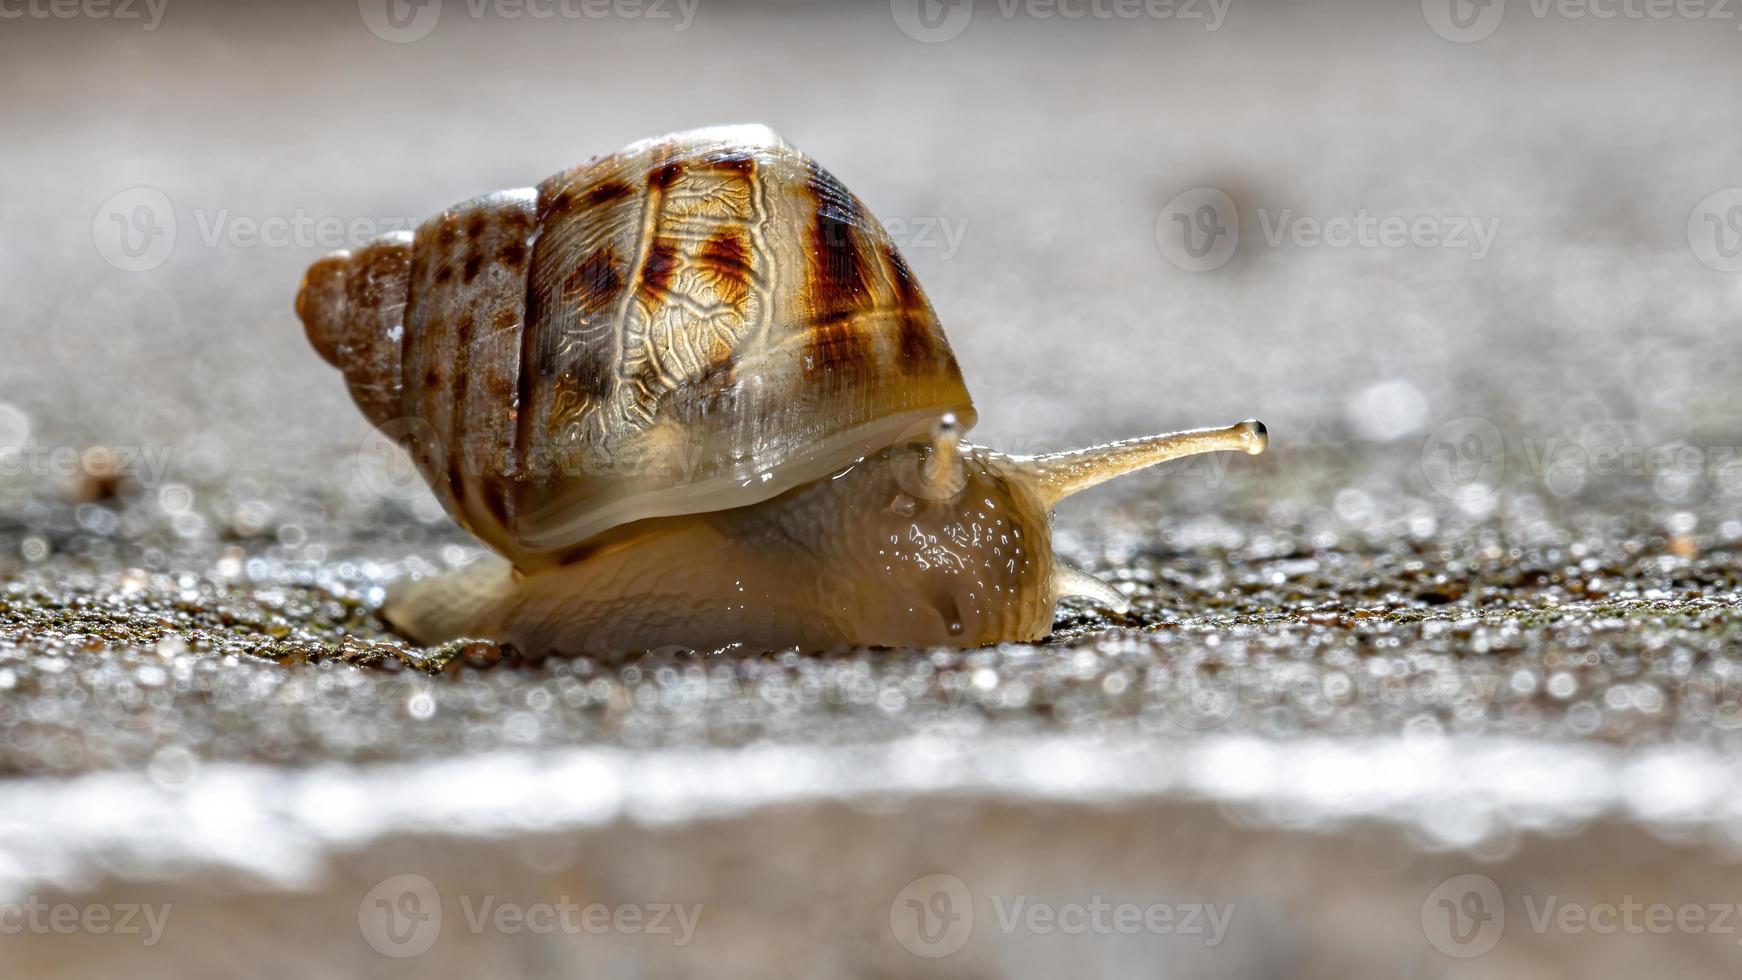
left=299, top=124, right=972, bottom=567
left=299, top=125, right=1267, bottom=654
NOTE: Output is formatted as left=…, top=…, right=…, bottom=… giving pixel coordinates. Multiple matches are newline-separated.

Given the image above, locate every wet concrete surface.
left=2, top=453, right=1741, bottom=776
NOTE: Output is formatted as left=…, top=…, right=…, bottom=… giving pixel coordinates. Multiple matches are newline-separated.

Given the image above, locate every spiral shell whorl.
left=298, top=125, right=973, bottom=565
left=297, top=204, right=538, bottom=559
left=401, top=190, right=539, bottom=553
left=296, top=233, right=412, bottom=433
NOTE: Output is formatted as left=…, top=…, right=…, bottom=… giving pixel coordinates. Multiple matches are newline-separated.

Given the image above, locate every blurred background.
left=1, top=0, right=1741, bottom=977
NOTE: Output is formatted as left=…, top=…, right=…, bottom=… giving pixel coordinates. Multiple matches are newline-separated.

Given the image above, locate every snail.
left=296, top=125, right=1267, bottom=656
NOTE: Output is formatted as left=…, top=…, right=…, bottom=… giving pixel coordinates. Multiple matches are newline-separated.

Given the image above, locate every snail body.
left=297, top=125, right=1266, bottom=656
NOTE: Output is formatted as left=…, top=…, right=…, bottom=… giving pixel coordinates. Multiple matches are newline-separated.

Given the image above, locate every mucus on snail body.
left=296, top=124, right=1267, bottom=656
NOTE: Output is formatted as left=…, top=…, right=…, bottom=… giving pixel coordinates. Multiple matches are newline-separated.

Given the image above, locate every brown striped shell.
left=297, top=125, right=975, bottom=567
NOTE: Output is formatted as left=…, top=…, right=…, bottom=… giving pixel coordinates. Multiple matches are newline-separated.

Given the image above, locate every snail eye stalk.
left=1014, top=419, right=1267, bottom=508
left=919, top=412, right=966, bottom=500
